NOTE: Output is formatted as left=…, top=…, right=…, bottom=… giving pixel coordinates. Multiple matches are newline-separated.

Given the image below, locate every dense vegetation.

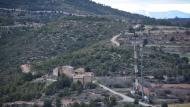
left=0, top=16, right=128, bottom=72
left=0, top=74, right=87, bottom=103
left=33, top=42, right=134, bottom=76
left=70, top=102, right=143, bottom=107
left=0, top=73, right=44, bottom=103
left=0, top=16, right=129, bottom=104
left=0, top=0, right=148, bottom=20
left=1, top=0, right=189, bottom=27
left=166, top=18, right=190, bottom=28
left=142, top=48, right=190, bottom=82
left=33, top=39, right=190, bottom=81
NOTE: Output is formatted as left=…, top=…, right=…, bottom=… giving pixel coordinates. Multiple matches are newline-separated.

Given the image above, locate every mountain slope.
left=0, top=0, right=149, bottom=20
left=0, top=16, right=128, bottom=70
left=149, top=11, right=190, bottom=19
left=0, top=15, right=131, bottom=103
left=2, top=0, right=185, bottom=27
left=1, top=0, right=190, bottom=104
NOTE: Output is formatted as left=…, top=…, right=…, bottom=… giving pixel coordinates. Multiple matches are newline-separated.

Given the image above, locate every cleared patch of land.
left=169, top=103, right=190, bottom=107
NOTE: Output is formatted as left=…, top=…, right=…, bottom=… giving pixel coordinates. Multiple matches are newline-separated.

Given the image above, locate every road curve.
left=93, top=81, right=154, bottom=107
left=111, top=34, right=121, bottom=47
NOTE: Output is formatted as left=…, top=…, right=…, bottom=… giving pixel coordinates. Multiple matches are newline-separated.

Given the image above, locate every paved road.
left=111, top=34, right=121, bottom=47
left=93, top=81, right=153, bottom=107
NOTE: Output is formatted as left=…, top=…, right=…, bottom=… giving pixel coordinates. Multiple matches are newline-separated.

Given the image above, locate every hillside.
left=0, top=0, right=190, bottom=106
left=0, top=0, right=148, bottom=20
left=149, top=11, right=190, bottom=19
left=1, top=0, right=189, bottom=27
left=0, top=16, right=131, bottom=103
left=0, top=16, right=128, bottom=73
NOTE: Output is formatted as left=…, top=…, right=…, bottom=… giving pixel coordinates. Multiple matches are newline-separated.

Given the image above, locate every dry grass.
left=169, top=103, right=190, bottom=107
left=152, top=84, right=190, bottom=89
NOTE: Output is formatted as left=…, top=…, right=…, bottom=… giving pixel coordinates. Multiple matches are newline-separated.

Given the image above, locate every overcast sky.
left=92, top=0, right=190, bottom=13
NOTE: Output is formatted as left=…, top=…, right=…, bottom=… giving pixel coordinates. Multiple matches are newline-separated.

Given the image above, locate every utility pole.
left=140, top=44, right=144, bottom=99
left=131, top=24, right=146, bottom=97
left=134, top=41, right=139, bottom=92
left=131, top=24, right=147, bottom=100
left=132, top=27, right=139, bottom=93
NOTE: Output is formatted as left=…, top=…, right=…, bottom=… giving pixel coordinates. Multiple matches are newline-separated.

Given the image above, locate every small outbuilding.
left=20, top=64, right=31, bottom=74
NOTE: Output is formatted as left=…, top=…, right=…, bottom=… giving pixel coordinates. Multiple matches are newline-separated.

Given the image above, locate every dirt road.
left=93, top=81, right=153, bottom=107
left=111, top=34, right=121, bottom=47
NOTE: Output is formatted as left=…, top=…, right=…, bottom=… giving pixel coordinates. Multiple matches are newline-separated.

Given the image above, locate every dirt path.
left=93, top=81, right=153, bottom=107
left=111, top=34, right=121, bottom=47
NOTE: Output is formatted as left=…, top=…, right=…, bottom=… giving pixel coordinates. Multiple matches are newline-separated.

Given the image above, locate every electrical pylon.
left=140, top=44, right=144, bottom=99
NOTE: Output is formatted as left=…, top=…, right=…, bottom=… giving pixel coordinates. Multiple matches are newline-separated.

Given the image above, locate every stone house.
left=73, top=72, right=93, bottom=85
left=52, top=66, right=94, bottom=85
left=53, top=66, right=74, bottom=77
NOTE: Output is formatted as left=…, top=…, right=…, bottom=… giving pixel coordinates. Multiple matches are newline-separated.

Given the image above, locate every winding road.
left=96, top=34, right=154, bottom=107
left=111, top=34, right=121, bottom=47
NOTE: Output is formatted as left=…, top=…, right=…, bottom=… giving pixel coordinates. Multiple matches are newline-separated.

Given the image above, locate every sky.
left=92, top=0, right=190, bottom=14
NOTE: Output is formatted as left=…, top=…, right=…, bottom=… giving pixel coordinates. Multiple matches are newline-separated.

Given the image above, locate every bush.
left=56, top=96, right=61, bottom=107
left=164, top=90, right=172, bottom=95
left=71, top=81, right=83, bottom=94
left=44, top=82, right=57, bottom=95
left=56, top=75, right=72, bottom=89
left=134, top=98, right=139, bottom=104
left=86, top=82, right=97, bottom=89
left=104, top=95, right=117, bottom=107
left=58, top=88, right=71, bottom=97
left=43, top=99, right=52, bottom=107
left=161, top=102, right=168, bottom=107
left=170, top=37, right=175, bottom=41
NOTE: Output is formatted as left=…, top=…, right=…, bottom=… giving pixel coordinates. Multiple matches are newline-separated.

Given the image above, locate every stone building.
left=52, top=66, right=94, bottom=85
left=53, top=66, right=74, bottom=77
left=73, top=72, right=93, bottom=85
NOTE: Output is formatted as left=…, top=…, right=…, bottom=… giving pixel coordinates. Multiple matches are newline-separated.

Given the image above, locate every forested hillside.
left=0, top=0, right=144, bottom=17
left=0, top=16, right=130, bottom=103
left=0, top=0, right=173, bottom=25
left=0, top=0, right=190, bottom=105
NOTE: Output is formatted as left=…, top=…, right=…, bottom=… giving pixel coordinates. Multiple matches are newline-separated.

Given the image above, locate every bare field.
left=169, top=103, right=190, bottom=107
